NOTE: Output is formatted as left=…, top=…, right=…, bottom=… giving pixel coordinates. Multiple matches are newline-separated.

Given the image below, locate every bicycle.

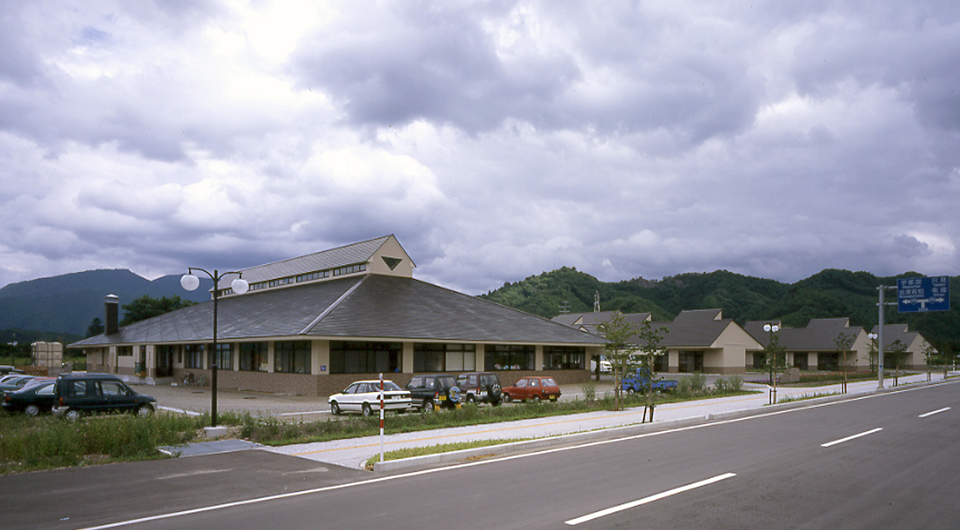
left=181, top=372, right=206, bottom=387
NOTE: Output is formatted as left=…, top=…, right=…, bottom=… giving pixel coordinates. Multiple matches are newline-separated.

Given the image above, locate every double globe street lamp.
left=763, top=323, right=781, bottom=404
left=180, top=268, right=248, bottom=427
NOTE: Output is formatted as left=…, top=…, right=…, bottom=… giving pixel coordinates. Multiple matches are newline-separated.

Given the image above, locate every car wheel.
left=531, top=395, right=541, bottom=404
left=330, top=401, right=341, bottom=415
left=25, top=404, right=41, bottom=416
left=136, top=404, right=154, bottom=417
left=65, top=409, right=81, bottom=421
left=627, top=387, right=636, bottom=395
left=501, top=393, right=512, bottom=403
left=362, top=403, right=372, bottom=417
left=422, top=399, right=435, bottom=413
left=465, top=394, right=475, bottom=404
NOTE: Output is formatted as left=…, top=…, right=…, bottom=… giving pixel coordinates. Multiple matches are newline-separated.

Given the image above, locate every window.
left=100, top=381, right=127, bottom=396
left=654, top=354, right=669, bottom=372
left=679, top=351, right=704, bottom=373
left=211, top=343, right=232, bottom=370
left=240, top=342, right=268, bottom=372
left=332, top=263, right=367, bottom=276
left=794, top=353, right=809, bottom=370
left=414, top=343, right=476, bottom=372
left=117, top=346, right=133, bottom=357
left=275, top=341, right=311, bottom=374
left=485, top=345, right=535, bottom=371
left=296, top=271, right=330, bottom=283
left=753, top=352, right=766, bottom=369
left=67, top=381, right=88, bottom=397
left=330, top=341, right=401, bottom=374
left=543, top=346, right=585, bottom=370
left=185, top=344, right=204, bottom=369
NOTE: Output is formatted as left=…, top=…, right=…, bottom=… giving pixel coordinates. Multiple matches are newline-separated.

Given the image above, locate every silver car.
left=328, top=380, right=411, bottom=416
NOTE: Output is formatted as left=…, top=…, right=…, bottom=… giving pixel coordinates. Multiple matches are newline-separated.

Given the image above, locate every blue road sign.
left=897, top=276, right=949, bottom=313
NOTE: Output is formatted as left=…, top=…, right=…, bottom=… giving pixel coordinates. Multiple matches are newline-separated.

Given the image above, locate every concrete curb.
left=373, top=383, right=940, bottom=473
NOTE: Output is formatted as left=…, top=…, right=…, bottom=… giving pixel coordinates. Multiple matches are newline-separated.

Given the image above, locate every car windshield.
left=381, top=381, right=402, bottom=392
left=437, top=376, right=456, bottom=388
left=542, top=378, right=557, bottom=386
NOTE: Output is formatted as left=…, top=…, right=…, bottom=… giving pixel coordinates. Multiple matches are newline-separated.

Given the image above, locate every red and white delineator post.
left=379, top=373, right=384, bottom=464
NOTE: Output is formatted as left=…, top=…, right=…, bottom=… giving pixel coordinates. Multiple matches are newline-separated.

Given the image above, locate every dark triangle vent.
left=382, top=257, right=402, bottom=270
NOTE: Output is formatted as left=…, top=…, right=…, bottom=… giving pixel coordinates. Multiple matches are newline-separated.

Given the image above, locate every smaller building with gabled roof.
left=744, top=318, right=931, bottom=372
left=554, top=309, right=760, bottom=374
left=868, top=324, right=935, bottom=371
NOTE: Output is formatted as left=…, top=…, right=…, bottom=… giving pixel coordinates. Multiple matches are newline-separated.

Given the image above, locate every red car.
left=501, top=376, right=561, bottom=403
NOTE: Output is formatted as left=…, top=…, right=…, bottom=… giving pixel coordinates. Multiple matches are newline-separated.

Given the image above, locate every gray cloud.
left=1, top=0, right=959, bottom=299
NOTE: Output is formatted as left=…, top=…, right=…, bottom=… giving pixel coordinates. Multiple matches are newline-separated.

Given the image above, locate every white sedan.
left=328, top=380, right=412, bottom=416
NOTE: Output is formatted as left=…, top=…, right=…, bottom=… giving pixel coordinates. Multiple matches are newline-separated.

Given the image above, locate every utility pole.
left=876, top=285, right=897, bottom=389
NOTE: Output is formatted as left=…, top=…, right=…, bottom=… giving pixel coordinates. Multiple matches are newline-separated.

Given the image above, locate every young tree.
left=888, top=339, right=908, bottom=386
left=635, top=320, right=669, bottom=422
left=921, top=342, right=938, bottom=382
left=834, top=332, right=856, bottom=394
left=597, top=312, right=639, bottom=411
left=763, top=325, right=787, bottom=404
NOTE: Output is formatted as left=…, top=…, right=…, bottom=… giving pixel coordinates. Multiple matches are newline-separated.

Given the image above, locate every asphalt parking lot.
left=132, top=376, right=625, bottom=421
left=130, top=372, right=752, bottom=421
left=137, top=383, right=332, bottom=421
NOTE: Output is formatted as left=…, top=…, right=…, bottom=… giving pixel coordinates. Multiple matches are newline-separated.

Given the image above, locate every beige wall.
left=366, top=236, right=415, bottom=277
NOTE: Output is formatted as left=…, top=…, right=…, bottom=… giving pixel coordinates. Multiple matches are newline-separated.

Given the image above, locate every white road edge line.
left=821, top=428, right=883, bottom=448
left=919, top=407, right=951, bottom=418
left=80, top=382, right=953, bottom=529
left=564, top=473, right=737, bottom=526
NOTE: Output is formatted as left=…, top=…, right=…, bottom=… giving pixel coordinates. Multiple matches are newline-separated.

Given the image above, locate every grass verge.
left=363, top=438, right=529, bottom=470
left=239, top=389, right=758, bottom=446
left=0, top=410, right=249, bottom=475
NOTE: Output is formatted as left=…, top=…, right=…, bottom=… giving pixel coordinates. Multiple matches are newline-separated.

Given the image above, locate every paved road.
left=263, top=372, right=952, bottom=470
left=7, top=377, right=955, bottom=530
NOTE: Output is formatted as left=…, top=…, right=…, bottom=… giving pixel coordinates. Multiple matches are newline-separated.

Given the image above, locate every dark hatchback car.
left=405, top=374, right=461, bottom=412
left=53, top=373, right=156, bottom=420
left=2, top=381, right=56, bottom=416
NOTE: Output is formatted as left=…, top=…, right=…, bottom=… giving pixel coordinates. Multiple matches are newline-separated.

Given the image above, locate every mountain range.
left=1, top=267, right=957, bottom=353
left=0, top=270, right=213, bottom=343
left=479, top=267, right=960, bottom=351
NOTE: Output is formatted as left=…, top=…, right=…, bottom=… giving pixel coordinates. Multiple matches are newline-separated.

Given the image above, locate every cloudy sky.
left=2, top=0, right=959, bottom=296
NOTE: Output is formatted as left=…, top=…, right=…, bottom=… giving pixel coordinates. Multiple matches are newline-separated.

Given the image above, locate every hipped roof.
left=71, top=274, right=607, bottom=347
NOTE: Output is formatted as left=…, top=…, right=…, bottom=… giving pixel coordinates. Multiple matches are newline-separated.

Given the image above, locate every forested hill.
left=478, top=267, right=960, bottom=350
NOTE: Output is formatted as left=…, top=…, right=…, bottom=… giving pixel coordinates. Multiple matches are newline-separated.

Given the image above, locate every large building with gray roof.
left=70, top=236, right=607, bottom=396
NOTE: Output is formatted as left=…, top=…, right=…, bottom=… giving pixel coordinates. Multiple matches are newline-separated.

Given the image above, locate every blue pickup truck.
left=621, top=368, right=678, bottom=394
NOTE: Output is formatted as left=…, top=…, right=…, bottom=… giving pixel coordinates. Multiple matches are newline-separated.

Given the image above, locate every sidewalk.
left=253, top=372, right=954, bottom=471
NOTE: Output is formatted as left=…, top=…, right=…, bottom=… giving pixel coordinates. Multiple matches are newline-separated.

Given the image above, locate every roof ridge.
left=241, top=235, right=393, bottom=273
left=299, top=275, right=369, bottom=335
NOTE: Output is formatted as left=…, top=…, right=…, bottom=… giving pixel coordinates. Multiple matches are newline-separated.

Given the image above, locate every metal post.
left=379, top=373, right=384, bottom=464
left=878, top=286, right=885, bottom=390
left=212, top=270, right=219, bottom=427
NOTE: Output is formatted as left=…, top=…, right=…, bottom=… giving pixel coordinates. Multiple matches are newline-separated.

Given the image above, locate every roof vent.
left=382, top=257, right=402, bottom=270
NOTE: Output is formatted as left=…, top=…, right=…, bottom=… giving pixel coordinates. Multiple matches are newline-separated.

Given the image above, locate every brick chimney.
left=104, top=294, right=119, bottom=335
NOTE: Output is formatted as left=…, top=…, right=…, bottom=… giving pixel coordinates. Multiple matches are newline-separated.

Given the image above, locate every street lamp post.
left=764, top=323, right=780, bottom=405
left=180, top=268, right=248, bottom=427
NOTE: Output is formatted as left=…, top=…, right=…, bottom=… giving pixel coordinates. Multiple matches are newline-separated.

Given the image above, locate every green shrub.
left=728, top=375, right=744, bottom=391
left=714, top=378, right=729, bottom=391
left=688, top=372, right=707, bottom=391
left=581, top=381, right=597, bottom=401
